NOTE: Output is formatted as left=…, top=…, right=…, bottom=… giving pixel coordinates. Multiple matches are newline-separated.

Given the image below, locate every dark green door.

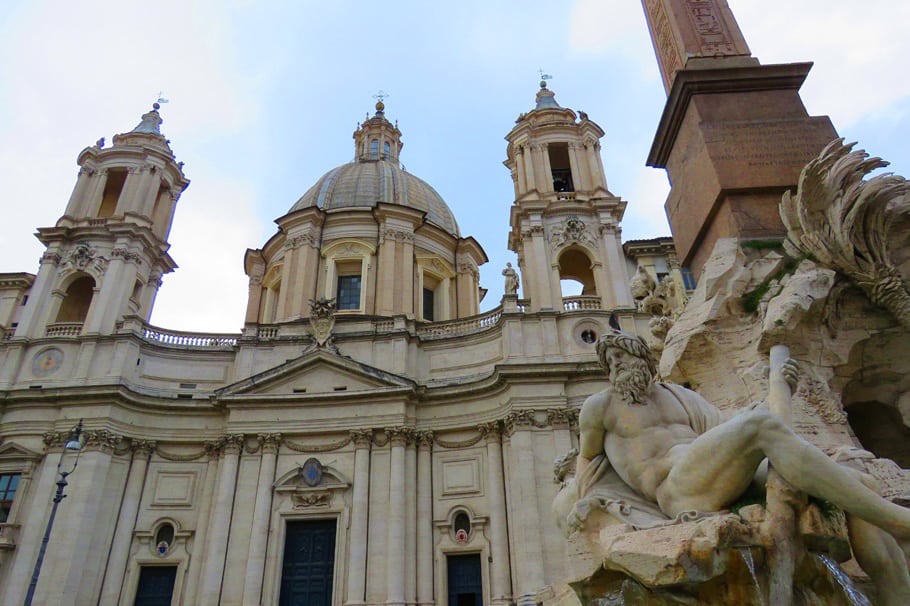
left=447, top=553, right=483, bottom=606
left=279, top=519, right=337, bottom=606
left=133, top=565, right=177, bottom=606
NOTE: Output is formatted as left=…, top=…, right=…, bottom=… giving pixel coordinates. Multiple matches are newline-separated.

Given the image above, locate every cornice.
left=647, top=62, right=814, bottom=168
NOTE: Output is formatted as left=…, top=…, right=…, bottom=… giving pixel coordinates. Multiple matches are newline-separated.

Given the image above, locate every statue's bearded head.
left=596, top=330, right=657, bottom=405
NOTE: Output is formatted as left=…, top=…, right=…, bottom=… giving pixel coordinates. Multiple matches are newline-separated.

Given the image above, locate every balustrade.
left=142, top=325, right=238, bottom=348
left=44, top=322, right=83, bottom=337
left=416, top=307, right=503, bottom=340
left=562, top=295, right=602, bottom=311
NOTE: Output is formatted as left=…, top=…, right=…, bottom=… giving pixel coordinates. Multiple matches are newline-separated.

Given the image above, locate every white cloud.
left=730, top=0, right=910, bottom=127
left=622, top=166, right=672, bottom=241
left=149, top=174, right=263, bottom=332
left=568, top=0, right=647, bottom=56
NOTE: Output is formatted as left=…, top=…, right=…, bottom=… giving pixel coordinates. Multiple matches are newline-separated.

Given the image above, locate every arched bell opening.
left=559, top=248, right=598, bottom=297
left=55, top=273, right=96, bottom=324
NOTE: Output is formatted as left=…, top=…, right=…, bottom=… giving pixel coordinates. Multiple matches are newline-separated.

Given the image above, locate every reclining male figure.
left=577, top=329, right=910, bottom=605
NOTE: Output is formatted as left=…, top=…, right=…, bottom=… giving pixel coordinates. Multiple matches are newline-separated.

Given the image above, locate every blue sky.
left=1, top=1, right=907, bottom=332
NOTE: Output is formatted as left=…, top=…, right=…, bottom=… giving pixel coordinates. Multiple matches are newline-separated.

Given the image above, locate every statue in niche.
left=558, top=327, right=910, bottom=603
left=502, top=262, right=519, bottom=296
left=630, top=265, right=656, bottom=307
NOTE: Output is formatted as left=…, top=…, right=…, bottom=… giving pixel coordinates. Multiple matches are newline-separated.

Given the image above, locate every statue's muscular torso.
left=579, top=383, right=704, bottom=501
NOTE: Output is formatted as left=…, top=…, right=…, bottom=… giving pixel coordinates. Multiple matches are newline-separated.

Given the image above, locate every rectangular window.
left=133, top=565, right=177, bottom=606
left=0, top=473, right=21, bottom=523
left=681, top=268, right=697, bottom=291
left=423, top=287, right=435, bottom=321
left=336, top=275, right=361, bottom=310
left=548, top=143, right=574, bottom=193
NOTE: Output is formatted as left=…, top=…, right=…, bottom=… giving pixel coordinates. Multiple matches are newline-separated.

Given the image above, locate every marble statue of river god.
left=559, top=327, right=910, bottom=605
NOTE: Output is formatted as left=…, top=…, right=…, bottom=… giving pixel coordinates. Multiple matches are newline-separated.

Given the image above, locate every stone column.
left=346, top=430, right=373, bottom=606
left=36, top=430, right=122, bottom=605
left=567, top=143, right=588, bottom=192
left=415, top=432, right=434, bottom=606
left=531, top=144, right=550, bottom=193
left=405, top=432, right=418, bottom=606
left=276, top=239, right=300, bottom=322
left=505, top=412, right=545, bottom=606
left=98, top=440, right=155, bottom=605
left=526, top=225, right=554, bottom=311
left=386, top=427, right=408, bottom=606
left=64, top=166, right=95, bottom=217
left=242, top=434, right=281, bottom=606
left=514, top=146, right=528, bottom=194
left=521, top=145, right=536, bottom=194
left=181, top=445, right=220, bottom=606
left=547, top=409, right=576, bottom=458
left=199, top=434, right=244, bottom=606
left=480, top=423, right=512, bottom=606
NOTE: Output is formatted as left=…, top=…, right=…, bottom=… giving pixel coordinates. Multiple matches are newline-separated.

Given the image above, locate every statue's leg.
left=848, top=514, right=910, bottom=605
left=841, top=469, right=910, bottom=605
left=658, top=410, right=910, bottom=540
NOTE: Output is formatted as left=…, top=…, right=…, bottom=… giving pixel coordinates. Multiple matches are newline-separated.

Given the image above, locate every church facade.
left=0, top=82, right=682, bottom=606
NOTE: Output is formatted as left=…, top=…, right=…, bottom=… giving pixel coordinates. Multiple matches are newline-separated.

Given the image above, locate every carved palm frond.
left=780, top=139, right=910, bottom=328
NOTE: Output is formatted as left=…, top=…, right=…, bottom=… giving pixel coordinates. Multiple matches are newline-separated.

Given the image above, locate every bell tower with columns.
left=505, top=82, right=633, bottom=313
left=14, top=104, right=189, bottom=339
left=642, top=0, right=838, bottom=276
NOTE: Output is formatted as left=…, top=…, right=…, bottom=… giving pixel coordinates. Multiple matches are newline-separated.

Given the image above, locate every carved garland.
left=283, top=435, right=352, bottom=453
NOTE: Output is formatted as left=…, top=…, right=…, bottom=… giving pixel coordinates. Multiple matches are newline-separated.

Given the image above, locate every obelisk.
left=642, top=0, right=838, bottom=276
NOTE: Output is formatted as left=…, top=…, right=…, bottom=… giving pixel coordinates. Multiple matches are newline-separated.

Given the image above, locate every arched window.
left=383, top=141, right=391, bottom=160
left=370, top=139, right=379, bottom=159
left=453, top=511, right=471, bottom=543
left=55, top=275, right=95, bottom=323
left=155, top=522, right=176, bottom=555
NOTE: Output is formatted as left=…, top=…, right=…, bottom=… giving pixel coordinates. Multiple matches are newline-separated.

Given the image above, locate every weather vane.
left=539, top=69, right=553, bottom=82
left=157, top=91, right=170, bottom=104
left=373, top=90, right=389, bottom=103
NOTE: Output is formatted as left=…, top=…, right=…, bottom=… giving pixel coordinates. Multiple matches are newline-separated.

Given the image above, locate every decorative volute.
left=504, top=83, right=633, bottom=313
left=14, top=104, right=189, bottom=339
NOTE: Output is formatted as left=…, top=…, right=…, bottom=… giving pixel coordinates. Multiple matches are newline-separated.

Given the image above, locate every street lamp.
left=23, top=419, right=84, bottom=606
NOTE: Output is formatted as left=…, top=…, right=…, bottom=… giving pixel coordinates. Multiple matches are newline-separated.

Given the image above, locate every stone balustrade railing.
left=257, top=326, right=279, bottom=339
left=143, top=325, right=238, bottom=348
left=45, top=322, right=84, bottom=337
left=562, top=295, right=603, bottom=311
left=373, top=320, right=394, bottom=333
left=416, top=307, right=503, bottom=340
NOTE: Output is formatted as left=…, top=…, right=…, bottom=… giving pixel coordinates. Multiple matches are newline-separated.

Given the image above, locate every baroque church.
left=0, top=78, right=682, bottom=604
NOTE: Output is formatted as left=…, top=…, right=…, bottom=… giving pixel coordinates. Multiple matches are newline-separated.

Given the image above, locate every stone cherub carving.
left=558, top=328, right=910, bottom=604
left=502, top=262, right=519, bottom=296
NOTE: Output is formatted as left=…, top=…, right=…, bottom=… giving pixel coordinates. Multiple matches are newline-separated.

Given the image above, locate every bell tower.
left=505, top=82, right=633, bottom=312
left=15, top=104, right=189, bottom=339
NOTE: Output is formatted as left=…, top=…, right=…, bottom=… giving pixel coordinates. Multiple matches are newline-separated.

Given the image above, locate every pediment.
left=0, top=441, right=41, bottom=460
left=217, top=347, right=415, bottom=398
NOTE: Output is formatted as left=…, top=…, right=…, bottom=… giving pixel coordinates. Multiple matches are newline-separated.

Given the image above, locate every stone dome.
left=290, top=159, right=460, bottom=237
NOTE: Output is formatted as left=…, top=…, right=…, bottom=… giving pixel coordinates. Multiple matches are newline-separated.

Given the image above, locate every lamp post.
left=23, top=419, right=84, bottom=606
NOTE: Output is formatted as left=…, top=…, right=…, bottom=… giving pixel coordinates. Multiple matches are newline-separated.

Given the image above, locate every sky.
left=0, top=0, right=907, bottom=333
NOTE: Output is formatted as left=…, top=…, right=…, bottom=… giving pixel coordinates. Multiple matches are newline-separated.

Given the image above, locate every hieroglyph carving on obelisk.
left=641, top=0, right=753, bottom=92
